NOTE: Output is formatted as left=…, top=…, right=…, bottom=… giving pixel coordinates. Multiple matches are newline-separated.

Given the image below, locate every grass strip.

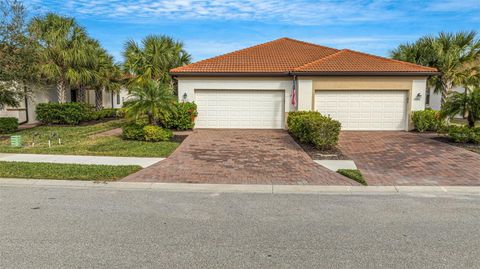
left=0, top=161, right=141, bottom=181
left=337, top=169, right=367, bottom=185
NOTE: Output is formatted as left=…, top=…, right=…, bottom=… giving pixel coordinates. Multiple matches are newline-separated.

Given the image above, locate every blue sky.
left=24, top=0, right=480, bottom=62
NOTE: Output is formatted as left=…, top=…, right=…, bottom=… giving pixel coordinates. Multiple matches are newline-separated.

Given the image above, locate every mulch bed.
left=291, top=135, right=350, bottom=160
left=430, top=135, right=480, bottom=154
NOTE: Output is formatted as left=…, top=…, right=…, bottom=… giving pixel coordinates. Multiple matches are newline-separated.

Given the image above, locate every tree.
left=123, top=35, right=191, bottom=88
left=0, top=0, right=38, bottom=107
left=28, top=13, right=94, bottom=103
left=442, top=87, right=480, bottom=128
left=391, top=31, right=480, bottom=103
left=91, top=46, right=123, bottom=110
left=124, top=79, right=175, bottom=125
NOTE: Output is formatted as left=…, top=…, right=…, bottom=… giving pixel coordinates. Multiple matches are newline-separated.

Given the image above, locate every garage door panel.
left=195, top=90, right=285, bottom=129
left=315, top=90, right=407, bottom=131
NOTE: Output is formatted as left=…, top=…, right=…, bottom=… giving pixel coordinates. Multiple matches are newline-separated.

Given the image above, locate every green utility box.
left=10, top=135, right=22, bottom=147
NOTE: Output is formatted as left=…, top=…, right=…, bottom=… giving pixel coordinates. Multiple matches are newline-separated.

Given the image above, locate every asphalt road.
left=1, top=186, right=479, bottom=269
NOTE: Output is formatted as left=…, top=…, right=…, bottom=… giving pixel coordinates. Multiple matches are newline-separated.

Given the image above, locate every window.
left=116, top=93, right=121, bottom=105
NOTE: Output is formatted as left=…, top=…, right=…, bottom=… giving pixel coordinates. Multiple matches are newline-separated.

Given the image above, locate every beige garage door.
left=195, top=90, right=285, bottom=129
left=315, top=90, right=407, bottom=130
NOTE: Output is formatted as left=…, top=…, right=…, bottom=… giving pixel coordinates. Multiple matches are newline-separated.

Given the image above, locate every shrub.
left=471, top=128, right=480, bottom=144
left=87, top=108, right=118, bottom=121
left=411, top=109, right=445, bottom=132
left=0, top=117, right=19, bottom=134
left=447, top=125, right=475, bottom=143
left=162, top=102, right=198, bottom=130
left=36, top=102, right=91, bottom=125
left=143, top=125, right=173, bottom=142
left=122, top=122, right=145, bottom=140
left=287, top=111, right=341, bottom=150
left=337, top=169, right=367, bottom=185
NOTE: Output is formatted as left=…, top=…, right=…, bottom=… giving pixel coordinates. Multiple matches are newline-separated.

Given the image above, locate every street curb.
left=1, top=178, right=479, bottom=194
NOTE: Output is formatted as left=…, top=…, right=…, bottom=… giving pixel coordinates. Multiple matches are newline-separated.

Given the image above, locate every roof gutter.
left=291, top=71, right=440, bottom=76
left=170, top=72, right=290, bottom=77
left=171, top=71, right=440, bottom=77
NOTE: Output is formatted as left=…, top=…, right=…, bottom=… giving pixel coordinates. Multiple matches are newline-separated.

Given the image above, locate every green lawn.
left=0, top=161, right=141, bottom=181
left=0, top=120, right=179, bottom=157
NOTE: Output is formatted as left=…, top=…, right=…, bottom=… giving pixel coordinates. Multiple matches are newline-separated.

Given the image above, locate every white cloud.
left=23, top=0, right=406, bottom=25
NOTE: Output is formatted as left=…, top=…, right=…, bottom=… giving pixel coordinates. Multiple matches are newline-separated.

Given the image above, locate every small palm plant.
left=442, top=86, right=480, bottom=128
left=124, top=80, right=175, bottom=125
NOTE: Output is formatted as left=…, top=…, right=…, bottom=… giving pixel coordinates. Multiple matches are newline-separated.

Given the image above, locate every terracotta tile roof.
left=171, top=38, right=339, bottom=73
left=293, top=49, right=438, bottom=73
left=171, top=38, right=437, bottom=75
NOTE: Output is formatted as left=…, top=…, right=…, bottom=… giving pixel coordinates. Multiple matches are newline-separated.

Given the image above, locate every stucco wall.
left=176, top=75, right=428, bottom=130
left=177, top=77, right=296, bottom=113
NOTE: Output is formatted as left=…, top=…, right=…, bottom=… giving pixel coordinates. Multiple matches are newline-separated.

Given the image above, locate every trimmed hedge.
left=122, top=123, right=173, bottom=142
left=36, top=102, right=90, bottom=125
left=36, top=102, right=117, bottom=125
left=0, top=117, right=19, bottom=134
left=287, top=111, right=341, bottom=150
left=448, top=125, right=480, bottom=144
left=122, top=122, right=145, bottom=140
left=143, top=125, right=173, bottom=142
left=411, top=109, right=445, bottom=132
left=163, top=102, right=198, bottom=130
left=86, top=108, right=118, bottom=121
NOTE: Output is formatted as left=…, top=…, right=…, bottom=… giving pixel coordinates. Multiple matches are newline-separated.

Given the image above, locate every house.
left=427, top=86, right=465, bottom=111
left=0, top=86, right=129, bottom=124
left=170, top=38, right=438, bottom=131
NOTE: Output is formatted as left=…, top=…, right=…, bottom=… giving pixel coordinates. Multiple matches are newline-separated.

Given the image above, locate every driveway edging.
left=1, top=178, right=479, bottom=194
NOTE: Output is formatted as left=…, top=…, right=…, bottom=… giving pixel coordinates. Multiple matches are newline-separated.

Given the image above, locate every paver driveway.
left=122, top=129, right=355, bottom=185
left=339, top=132, right=480, bottom=186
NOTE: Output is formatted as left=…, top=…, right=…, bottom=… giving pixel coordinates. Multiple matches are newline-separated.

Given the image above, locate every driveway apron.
left=339, top=132, right=480, bottom=186
left=122, top=129, right=355, bottom=185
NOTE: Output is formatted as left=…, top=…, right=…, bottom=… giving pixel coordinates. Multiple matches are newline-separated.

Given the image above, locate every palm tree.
left=123, top=35, right=191, bottom=88
left=28, top=13, right=94, bottom=103
left=391, top=31, right=480, bottom=103
left=442, top=86, right=480, bottom=128
left=88, top=44, right=123, bottom=110
left=124, top=79, right=175, bottom=125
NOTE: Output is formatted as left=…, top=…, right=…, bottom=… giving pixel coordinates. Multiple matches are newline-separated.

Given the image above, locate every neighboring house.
left=427, top=86, right=465, bottom=111
left=170, top=38, right=438, bottom=131
left=0, top=86, right=129, bottom=124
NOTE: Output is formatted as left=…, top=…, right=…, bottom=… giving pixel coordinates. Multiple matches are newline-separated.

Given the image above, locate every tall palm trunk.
left=57, top=80, right=67, bottom=103
left=77, top=86, right=86, bottom=103
left=94, top=88, right=103, bottom=110
left=440, top=79, right=454, bottom=106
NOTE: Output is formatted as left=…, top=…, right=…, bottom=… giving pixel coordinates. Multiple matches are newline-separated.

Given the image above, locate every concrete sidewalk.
left=1, top=178, right=479, bottom=194
left=0, top=153, right=164, bottom=168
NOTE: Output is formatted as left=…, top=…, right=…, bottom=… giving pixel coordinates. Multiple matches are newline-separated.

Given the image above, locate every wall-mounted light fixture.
left=415, top=93, right=422, bottom=100
left=182, top=92, right=187, bottom=101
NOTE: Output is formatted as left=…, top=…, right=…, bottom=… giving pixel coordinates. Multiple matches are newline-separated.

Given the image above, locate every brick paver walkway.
left=122, top=129, right=356, bottom=185
left=339, top=132, right=480, bottom=186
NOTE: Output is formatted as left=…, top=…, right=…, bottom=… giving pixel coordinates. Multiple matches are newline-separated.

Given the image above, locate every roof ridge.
left=281, top=37, right=340, bottom=52
left=341, top=49, right=437, bottom=71
left=293, top=49, right=346, bottom=71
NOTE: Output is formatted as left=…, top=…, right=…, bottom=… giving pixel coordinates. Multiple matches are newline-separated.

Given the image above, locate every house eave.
left=170, top=72, right=290, bottom=77
left=170, top=71, right=440, bottom=78
left=291, top=71, right=440, bottom=76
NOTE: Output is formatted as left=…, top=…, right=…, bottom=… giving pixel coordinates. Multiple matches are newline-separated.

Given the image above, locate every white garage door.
left=315, top=90, right=407, bottom=130
left=195, top=90, right=285, bottom=129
